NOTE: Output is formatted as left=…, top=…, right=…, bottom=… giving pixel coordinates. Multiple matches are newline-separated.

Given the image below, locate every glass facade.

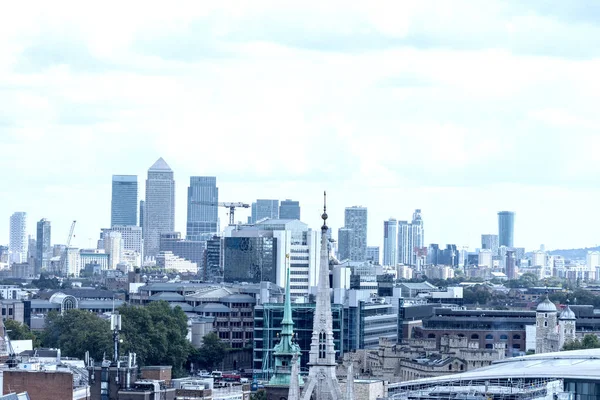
left=35, top=218, right=51, bottom=274
left=205, top=236, right=222, bottom=282
left=186, top=176, right=218, bottom=240
left=144, top=159, right=175, bottom=258
left=279, top=200, right=300, bottom=220
left=159, top=232, right=206, bottom=274
left=565, top=379, right=600, bottom=399
left=498, top=211, right=515, bottom=248
left=223, top=237, right=277, bottom=283
left=111, top=175, right=138, bottom=227
left=250, top=199, right=279, bottom=223
left=253, top=303, right=344, bottom=378
left=344, top=206, right=368, bottom=261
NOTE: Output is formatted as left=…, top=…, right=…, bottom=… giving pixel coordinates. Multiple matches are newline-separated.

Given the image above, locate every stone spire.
left=288, top=353, right=301, bottom=400
left=267, top=256, right=303, bottom=387
left=301, top=191, right=343, bottom=400
left=345, top=361, right=354, bottom=400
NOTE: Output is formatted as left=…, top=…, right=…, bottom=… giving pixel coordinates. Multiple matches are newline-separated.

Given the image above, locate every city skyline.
left=2, top=3, right=600, bottom=251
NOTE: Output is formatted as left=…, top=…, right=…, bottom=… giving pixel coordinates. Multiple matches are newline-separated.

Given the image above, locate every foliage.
left=119, top=301, right=192, bottom=377
left=563, top=334, right=600, bottom=351
left=463, top=285, right=492, bottom=305
left=188, top=332, right=228, bottom=371
left=550, top=289, right=600, bottom=308
left=504, top=273, right=540, bottom=289
left=5, top=319, right=41, bottom=348
left=250, top=390, right=267, bottom=400
left=31, top=274, right=62, bottom=290
left=40, top=309, right=113, bottom=361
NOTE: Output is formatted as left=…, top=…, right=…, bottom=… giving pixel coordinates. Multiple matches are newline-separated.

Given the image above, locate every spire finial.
left=321, top=191, right=328, bottom=232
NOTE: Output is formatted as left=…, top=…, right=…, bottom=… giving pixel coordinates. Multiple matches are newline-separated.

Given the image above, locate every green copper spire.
left=267, top=256, right=304, bottom=387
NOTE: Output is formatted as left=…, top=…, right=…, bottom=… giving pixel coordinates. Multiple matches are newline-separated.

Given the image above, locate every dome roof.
left=560, top=305, right=576, bottom=320
left=537, top=296, right=557, bottom=312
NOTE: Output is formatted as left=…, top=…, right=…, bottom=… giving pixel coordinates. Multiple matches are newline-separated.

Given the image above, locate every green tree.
left=5, top=319, right=41, bottom=348
left=188, top=332, right=228, bottom=371
left=563, top=334, right=600, bottom=350
left=463, top=285, right=492, bottom=305
left=250, top=390, right=267, bottom=400
left=41, top=309, right=112, bottom=361
left=32, top=274, right=61, bottom=290
left=119, top=301, right=192, bottom=377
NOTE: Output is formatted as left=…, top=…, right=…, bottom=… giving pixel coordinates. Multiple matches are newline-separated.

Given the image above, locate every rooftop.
left=149, top=157, right=171, bottom=171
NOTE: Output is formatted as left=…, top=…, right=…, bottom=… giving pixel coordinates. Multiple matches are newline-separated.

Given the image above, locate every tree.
left=32, top=274, right=61, bottom=290
left=188, top=332, right=228, bottom=371
left=250, top=390, right=267, bottom=400
left=563, top=334, right=600, bottom=351
left=40, top=309, right=112, bottom=361
left=463, top=285, right=492, bottom=305
left=5, top=319, right=40, bottom=348
left=119, top=301, right=192, bottom=377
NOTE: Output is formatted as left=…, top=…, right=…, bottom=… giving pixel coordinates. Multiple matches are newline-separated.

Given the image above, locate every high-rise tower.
left=186, top=176, right=218, bottom=240
left=300, top=193, right=343, bottom=400
left=498, top=211, right=515, bottom=248
left=383, top=218, right=397, bottom=266
left=111, top=175, right=138, bottom=227
left=143, top=158, right=175, bottom=258
left=35, top=218, right=51, bottom=275
left=251, top=199, right=279, bottom=223
left=9, top=212, right=27, bottom=264
left=280, top=200, right=301, bottom=220
left=344, top=206, right=367, bottom=262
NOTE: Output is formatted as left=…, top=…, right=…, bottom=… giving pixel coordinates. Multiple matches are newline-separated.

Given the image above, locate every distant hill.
left=547, top=246, right=600, bottom=260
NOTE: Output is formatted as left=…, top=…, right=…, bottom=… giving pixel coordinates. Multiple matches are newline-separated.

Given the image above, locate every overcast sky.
left=2, top=1, right=600, bottom=252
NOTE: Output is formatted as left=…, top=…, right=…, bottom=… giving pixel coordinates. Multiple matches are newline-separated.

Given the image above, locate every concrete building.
left=382, top=219, right=397, bottom=266
left=9, top=212, right=27, bottom=264
left=505, top=250, right=517, bottom=280
left=481, top=234, right=499, bottom=255
left=104, top=231, right=123, bottom=270
left=397, top=210, right=425, bottom=267
left=156, top=251, right=198, bottom=273
left=35, top=219, right=51, bottom=275
left=65, top=247, right=80, bottom=277
left=535, top=296, right=577, bottom=354
left=366, top=246, right=380, bottom=265
left=79, top=250, right=109, bottom=270
left=498, top=211, right=515, bottom=248
left=143, top=158, right=175, bottom=258
left=478, top=249, right=493, bottom=268
left=250, top=199, right=279, bottom=223
left=160, top=232, right=206, bottom=275
left=336, top=228, right=352, bottom=261
left=186, top=176, right=218, bottom=241
left=279, top=199, right=300, bottom=220
left=111, top=175, right=138, bottom=227
left=344, top=206, right=368, bottom=262
left=587, top=251, right=600, bottom=272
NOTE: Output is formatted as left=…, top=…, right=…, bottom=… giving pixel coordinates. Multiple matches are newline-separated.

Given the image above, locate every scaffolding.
left=389, top=377, right=573, bottom=400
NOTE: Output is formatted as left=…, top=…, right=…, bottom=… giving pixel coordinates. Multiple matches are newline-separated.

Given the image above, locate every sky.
left=2, top=1, right=600, bottom=252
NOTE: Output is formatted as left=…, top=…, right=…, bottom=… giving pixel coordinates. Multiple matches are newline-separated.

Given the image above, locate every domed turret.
left=537, top=295, right=557, bottom=313
left=560, top=302, right=576, bottom=320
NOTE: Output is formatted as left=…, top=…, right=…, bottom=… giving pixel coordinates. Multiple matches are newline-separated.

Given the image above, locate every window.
left=485, top=334, right=493, bottom=340
left=485, top=344, right=493, bottom=349
left=448, top=365, right=452, bottom=371
left=513, top=334, right=521, bottom=340
left=428, top=333, right=436, bottom=339
left=319, top=331, right=326, bottom=359
left=500, top=335, right=508, bottom=340
left=471, top=334, right=479, bottom=340
left=512, top=343, right=521, bottom=349
left=544, top=321, right=548, bottom=327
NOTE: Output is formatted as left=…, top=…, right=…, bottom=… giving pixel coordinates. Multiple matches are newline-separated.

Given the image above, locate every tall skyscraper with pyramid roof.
left=143, top=158, right=175, bottom=258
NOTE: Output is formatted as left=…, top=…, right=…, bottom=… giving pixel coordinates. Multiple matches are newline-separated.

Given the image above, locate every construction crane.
left=190, top=202, right=250, bottom=225
left=60, top=220, right=77, bottom=276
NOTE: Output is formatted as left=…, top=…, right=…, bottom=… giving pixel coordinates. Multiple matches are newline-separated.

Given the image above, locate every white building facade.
left=9, top=212, right=27, bottom=264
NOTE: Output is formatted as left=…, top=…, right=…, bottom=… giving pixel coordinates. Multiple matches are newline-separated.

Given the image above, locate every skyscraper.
left=279, top=199, right=301, bottom=220
left=35, top=218, right=51, bottom=275
left=143, top=158, right=175, bottom=258
left=366, top=246, right=380, bottom=265
left=186, top=176, right=218, bottom=240
left=9, top=212, right=27, bottom=264
left=498, top=211, right=515, bottom=248
left=481, top=234, right=499, bottom=255
left=139, top=200, right=145, bottom=231
left=397, top=209, right=425, bottom=266
left=383, top=218, right=398, bottom=266
left=344, top=206, right=367, bottom=262
left=251, top=199, right=279, bottom=223
left=110, top=175, right=138, bottom=227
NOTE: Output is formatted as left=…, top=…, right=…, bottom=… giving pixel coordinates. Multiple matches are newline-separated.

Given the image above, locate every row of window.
left=427, top=333, right=522, bottom=340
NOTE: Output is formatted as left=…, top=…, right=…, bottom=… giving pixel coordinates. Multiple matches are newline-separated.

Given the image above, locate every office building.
left=35, top=218, right=51, bottom=274
left=156, top=251, right=198, bottom=273
left=143, top=158, right=175, bottom=258
left=498, top=211, right=515, bottom=248
left=104, top=231, right=123, bottom=269
left=251, top=199, right=279, bottom=223
left=337, top=227, right=352, bottom=261
left=9, top=212, right=27, bottom=264
left=205, top=236, right=222, bottom=282
left=398, top=210, right=425, bottom=266
left=139, top=200, right=144, bottom=231
left=344, top=206, right=368, bottom=261
left=186, top=176, right=218, bottom=240
left=101, top=226, right=143, bottom=257
left=366, top=246, right=380, bottom=265
left=279, top=199, right=300, bottom=220
left=506, top=250, right=517, bottom=280
left=481, top=234, right=499, bottom=255
left=110, top=175, right=137, bottom=227
left=159, top=232, right=206, bottom=275
left=224, top=219, right=319, bottom=298
left=383, top=218, right=398, bottom=266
